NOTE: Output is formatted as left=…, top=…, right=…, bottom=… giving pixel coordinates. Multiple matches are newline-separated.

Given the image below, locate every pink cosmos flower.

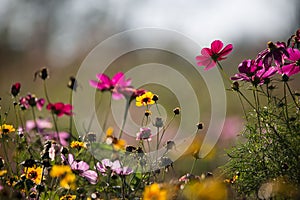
left=46, top=102, right=73, bottom=117
left=19, top=94, right=45, bottom=111
left=256, top=41, right=289, bottom=68
left=277, top=48, right=300, bottom=77
left=96, top=159, right=113, bottom=174
left=136, top=127, right=152, bottom=141
left=89, top=72, right=131, bottom=100
left=111, top=160, right=133, bottom=176
left=62, top=154, right=98, bottom=184
left=231, top=59, right=277, bottom=86
left=196, top=40, right=233, bottom=70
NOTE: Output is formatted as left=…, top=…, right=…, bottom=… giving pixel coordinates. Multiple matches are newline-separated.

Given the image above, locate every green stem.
left=2, top=139, right=13, bottom=175
left=190, top=158, right=198, bottom=174
left=118, top=99, right=130, bottom=140
left=217, top=61, right=232, bottom=85
left=285, top=81, right=299, bottom=108
left=87, top=93, right=102, bottom=133
left=158, top=115, right=175, bottom=147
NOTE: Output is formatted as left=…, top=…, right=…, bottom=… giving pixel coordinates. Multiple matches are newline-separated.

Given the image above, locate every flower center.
left=28, top=171, right=38, bottom=179
left=3, top=129, right=9, bottom=133
left=142, top=97, right=150, bottom=103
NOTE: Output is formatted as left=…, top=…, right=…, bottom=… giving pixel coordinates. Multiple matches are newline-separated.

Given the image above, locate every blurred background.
left=0, top=0, right=299, bottom=174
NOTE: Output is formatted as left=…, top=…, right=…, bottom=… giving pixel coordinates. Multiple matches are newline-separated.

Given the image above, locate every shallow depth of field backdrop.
left=0, top=0, right=300, bottom=177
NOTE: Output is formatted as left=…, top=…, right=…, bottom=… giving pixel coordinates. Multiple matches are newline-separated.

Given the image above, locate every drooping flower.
left=277, top=48, right=300, bottom=77
left=34, top=67, right=49, bottom=80
left=62, top=154, right=98, bottom=184
left=46, top=102, right=73, bottom=117
left=0, top=124, right=15, bottom=136
left=231, top=59, right=277, bottom=86
left=288, top=28, right=300, bottom=48
left=196, top=40, right=233, bottom=70
left=19, top=94, right=45, bottom=110
left=256, top=41, right=289, bottom=68
left=89, top=72, right=131, bottom=100
left=11, top=82, right=21, bottom=97
left=143, top=183, right=167, bottom=200
left=136, top=127, right=152, bottom=141
left=25, top=166, right=43, bottom=184
left=136, top=91, right=155, bottom=107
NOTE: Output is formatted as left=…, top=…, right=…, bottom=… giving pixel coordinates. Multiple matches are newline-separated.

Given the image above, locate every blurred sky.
left=0, top=0, right=299, bottom=68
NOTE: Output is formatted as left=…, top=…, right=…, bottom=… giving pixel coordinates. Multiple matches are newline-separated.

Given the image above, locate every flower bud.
left=231, top=81, right=239, bottom=91
left=196, top=122, right=204, bottom=130
left=173, top=107, right=180, bottom=115
left=67, top=76, right=78, bottom=91
left=11, top=82, right=21, bottom=97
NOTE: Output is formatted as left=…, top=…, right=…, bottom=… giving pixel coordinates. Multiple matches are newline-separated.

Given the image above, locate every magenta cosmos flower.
left=231, top=59, right=277, bottom=86
left=19, top=94, right=45, bottom=111
left=46, top=102, right=73, bottom=117
left=256, top=41, right=289, bottom=68
left=136, top=127, right=152, bottom=141
left=89, top=72, right=131, bottom=100
left=62, top=154, right=98, bottom=184
left=277, top=48, right=300, bottom=77
left=196, top=40, right=233, bottom=70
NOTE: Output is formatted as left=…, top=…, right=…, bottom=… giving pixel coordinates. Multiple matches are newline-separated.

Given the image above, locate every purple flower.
left=136, top=127, right=152, bottom=141
left=26, top=118, right=52, bottom=133
left=111, top=160, right=133, bottom=176
left=277, top=48, right=300, bottom=77
left=96, top=159, right=113, bottom=174
left=19, top=94, right=45, bottom=110
left=231, top=59, right=277, bottom=86
left=256, top=41, right=289, bottom=68
left=62, top=154, right=98, bottom=184
left=89, top=72, right=131, bottom=100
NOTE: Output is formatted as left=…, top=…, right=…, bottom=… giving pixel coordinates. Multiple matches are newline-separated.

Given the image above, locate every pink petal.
left=111, top=72, right=124, bottom=85
left=81, top=170, right=98, bottom=184
left=200, top=48, right=213, bottom=57
left=287, top=48, right=300, bottom=61
left=112, top=92, right=124, bottom=100
left=219, top=44, right=233, bottom=57
left=97, top=73, right=111, bottom=85
left=204, top=61, right=217, bottom=71
left=211, top=40, right=224, bottom=54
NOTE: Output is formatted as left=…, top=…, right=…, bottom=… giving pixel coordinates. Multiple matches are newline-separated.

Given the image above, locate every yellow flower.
left=25, top=166, right=43, bottom=184
left=182, top=178, right=227, bottom=200
left=70, top=141, right=86, bottom=149
left=50, top=165, right=72, bottom=177
left=0, top=124, right=15, bottom=136
left=143, top=183, right=167, bottom=200
left=60, top=172, right=76, bottom=190
left=105, top=127, right=126, bottom=150
left=136, top=92, right=155, bottom=107
left=60, top=194, right=77, bottom=200
left=0, top=170, right=7, bottom=176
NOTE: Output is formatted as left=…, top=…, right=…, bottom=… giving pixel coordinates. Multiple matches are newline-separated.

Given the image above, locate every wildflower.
left=62, top=154, right=98, bottom=184
left=118, top=86, right=146, bottom=102
left=154, top=117, right=164, bottom=128
left=173, top=107, right=180, bottom=115
left=165, top=141, right=176, bottom=151
left=34, top=67, right=49, bottom=80
left=231, top=59, right=277, bottom=86
left=67, top=76, right=78, bottom=91
left=26, top=118, right=52, bottom=133
left=0, top=170, right=7, bottom=176
left=277, top=48, right=300, bottom=77
left=19, top=94, right=45, bottom=110
left=70, top=141, right=86, bottom=149
left=136, top=127, right=152, bottom=141
left=256, top=41, right=289, bottom=68
left=0, top=124, right=15, bottom=136
left=196, top=40, right=233, bottom=70
left=105, top=127, right=126, bottom=150
left=197, top=122, right=204, bottom=130
left=25, top=166, right=43, bottom=184
left=96, top=159, right=113, bottom=174
left=152, top=94, right=159, bottom=102
left=60, top=172, right=76, bottom=190
left=143, top=183, right=167, bottom=200
left=136, top=91, right=155, bottom=107
left=50, top=165, right=72, bottom=177
left=60, top=194, right=77, bottom=200
left=44, top=131, right=70, bottom=146
left=11, top=82, right=21, bottom=97
left=288, top=28, right=300, bottom=48
left=145, top=110, right=152, bottom=117
left=46, top=102, right=73, bottom=117
left=111, top=160, right=133, bottom=176
left=89, top=72, right=131, bottom=100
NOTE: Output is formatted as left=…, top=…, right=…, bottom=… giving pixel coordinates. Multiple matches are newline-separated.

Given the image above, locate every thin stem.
left=87, top=93, right=102, bottom=133
left=118, top=99, right=130, bottom=140
left=190, top=158, right=198, bottom=174
left=217, top=61, right=232, bottom=85
left=43, top=80, right=51, bottom=104
left=237, top=90, right=256, bottom=110
left=158, top=115, right=175, bottom=147
left=2, top=139, right=13, bottom=175
left=69, top=90, right=74, bottom=138
left=285, top=81, right=299, bottom=108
